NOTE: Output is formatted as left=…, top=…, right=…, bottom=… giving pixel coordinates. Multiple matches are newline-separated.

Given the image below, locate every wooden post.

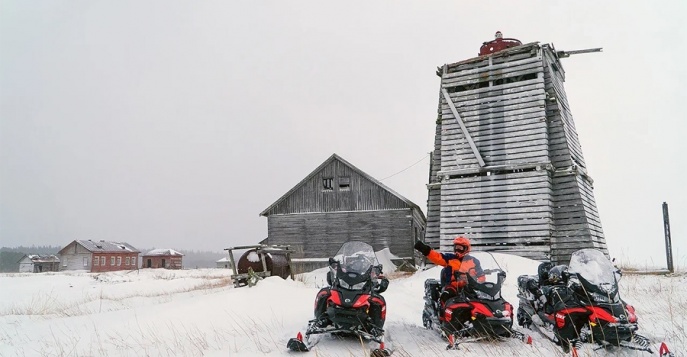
left=662, top=202, right=674, bottom=273
left=225, top=249, right=237, bottom=275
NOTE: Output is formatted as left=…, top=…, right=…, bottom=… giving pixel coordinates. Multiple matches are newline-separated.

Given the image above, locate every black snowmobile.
left=517, top=248, right=675, bottom=356
left=287, top=241, right=391, bottom=357
left=421, top=251, right=530, bottom=349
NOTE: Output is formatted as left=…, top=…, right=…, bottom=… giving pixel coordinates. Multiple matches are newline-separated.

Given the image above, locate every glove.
left=414, top=240, right=431, bottom=256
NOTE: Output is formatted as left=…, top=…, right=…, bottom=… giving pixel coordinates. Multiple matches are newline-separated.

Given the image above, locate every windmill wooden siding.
left=261, top=154, right=426, bottom=269
left=426, top=42, right=608, bottom=264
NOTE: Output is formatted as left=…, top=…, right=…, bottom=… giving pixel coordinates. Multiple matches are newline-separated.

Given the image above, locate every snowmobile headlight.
left=588, top=291, right=613, bottom=303
left=339, top=280, right=367, bottom=290
left=474, top=290, right=496, bottom=300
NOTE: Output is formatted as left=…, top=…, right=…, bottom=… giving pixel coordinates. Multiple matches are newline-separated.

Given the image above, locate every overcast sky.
left=1, top=1, right=685, bottom=266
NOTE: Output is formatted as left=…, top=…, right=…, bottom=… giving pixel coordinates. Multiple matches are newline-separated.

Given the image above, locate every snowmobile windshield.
left=332, top=241, right=378, bottom=274
left=461, top=252, right=505, bottom=300
left=568, top=249, right=619, bottom=297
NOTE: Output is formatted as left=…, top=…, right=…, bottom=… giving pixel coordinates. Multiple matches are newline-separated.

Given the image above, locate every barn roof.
left=143, top=249, right=184, bottom=257
left=259, top=153, right=425, bottom=218
left=68, top=240, right=141, bottom=253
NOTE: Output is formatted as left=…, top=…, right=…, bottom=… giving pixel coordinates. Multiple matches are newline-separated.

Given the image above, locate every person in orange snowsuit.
left=414, top=236, right=485, bottom=303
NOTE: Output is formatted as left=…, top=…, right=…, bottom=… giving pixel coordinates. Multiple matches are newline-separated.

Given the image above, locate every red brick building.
left=142, top=249, right=183, bottom=269
left=58, top=240, right=140, bottom=272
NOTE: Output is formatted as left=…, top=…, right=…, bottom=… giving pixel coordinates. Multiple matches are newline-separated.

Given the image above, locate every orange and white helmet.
left=452, top=236, right=471, bottom=257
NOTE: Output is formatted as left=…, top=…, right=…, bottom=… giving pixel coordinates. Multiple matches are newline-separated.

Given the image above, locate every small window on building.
left=117, top=257, right=122, bottom=266
left=101, top=257, right=106, bottom=266
left=323, top=177, right=333, bottom=190
left=111, top=257, right=115, bottom=266
left=339, top=176, right=350, bottom=190
left=125, top=257, right=130, bottom=266
left=94, top=257, right=99, bottom=266
left=83, top=257, right=88, bottom=267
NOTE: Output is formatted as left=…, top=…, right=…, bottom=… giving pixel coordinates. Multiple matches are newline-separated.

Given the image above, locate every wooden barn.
left=18, top=254, right=60, bottom=273
left=142, top=249, right=183, bottom=269
left=425, top=35, right=608, bottom=264
left=57, top=240, right=140, bottom=272
left=260, top=154, right=426, bottom=271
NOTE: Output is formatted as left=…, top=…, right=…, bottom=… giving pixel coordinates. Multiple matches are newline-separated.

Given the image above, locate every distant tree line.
left=0, top=245, right=226, bottom=272
left=0, top=245, right=61, bottom=272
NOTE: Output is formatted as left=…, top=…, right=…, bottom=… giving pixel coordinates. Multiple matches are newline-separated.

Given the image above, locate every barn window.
left=111, top=257, right=115, bottom=266
left=117, top=257, right=122, bottom=266
left=126, top=257, right=130, bottom=265
left=323, top=178, right=333, bottom=190
left=83, top=257, right=88, bottom=267
left=101, top=257, right=106, bottom=266
left=94, top=257, right=99, bottom=266
left=338, top=176, right=350, bottom=190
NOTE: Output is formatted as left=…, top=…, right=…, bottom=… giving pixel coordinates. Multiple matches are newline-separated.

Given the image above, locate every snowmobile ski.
left=287, top=332, right=315, bottom=352
left=659, top=342, right=676, bottom=357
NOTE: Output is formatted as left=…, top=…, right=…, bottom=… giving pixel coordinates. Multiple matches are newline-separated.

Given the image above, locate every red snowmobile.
left=287, top=241, right=391, bottom=357
left=517, top=248, right=675, bottom=356
left=421, top=251, right=529, bottom=349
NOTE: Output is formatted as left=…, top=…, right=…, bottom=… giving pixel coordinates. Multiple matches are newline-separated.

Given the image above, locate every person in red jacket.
left=415, top=236, right=485, bottom=304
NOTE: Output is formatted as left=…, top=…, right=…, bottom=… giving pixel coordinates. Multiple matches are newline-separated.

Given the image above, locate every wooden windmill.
left=425, top=32, right=607, bottom=264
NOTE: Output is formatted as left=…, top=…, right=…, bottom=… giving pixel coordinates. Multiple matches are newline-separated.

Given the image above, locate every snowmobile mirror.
left=376, top=278, right=389, bottom=293
left=615, top=268, right=623, bottom=278
left=498, top=271, right=507, bottom=279
left=328, top=257, right=337, bottom=266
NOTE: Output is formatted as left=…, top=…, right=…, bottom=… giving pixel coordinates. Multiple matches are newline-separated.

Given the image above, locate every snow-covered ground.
left=1, top=252, right=684, bottom=357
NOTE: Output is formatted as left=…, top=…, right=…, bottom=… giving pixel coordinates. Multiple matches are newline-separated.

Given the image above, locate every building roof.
left=143, top=249, right=184, bottom=257
left=216, top=257, right=230, bottom=263
left=71, top=240, right=141, bottom=253
left=18, top=254, right=60, bottom=264
left=259, top=153, right=426, bottom=219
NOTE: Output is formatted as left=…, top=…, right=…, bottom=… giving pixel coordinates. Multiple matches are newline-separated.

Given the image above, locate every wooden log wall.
left=266, top=209, right=418, bottom=260
left=426, top=43, right=609, bottom=264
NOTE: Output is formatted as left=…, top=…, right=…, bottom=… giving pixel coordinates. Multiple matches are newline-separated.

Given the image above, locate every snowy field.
left=1, top=253, right=685, bottom=357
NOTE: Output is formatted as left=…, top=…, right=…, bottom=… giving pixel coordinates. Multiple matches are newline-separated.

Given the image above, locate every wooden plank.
left=441, top=188, right=553, bottom=202
left=443, top=80, right=545, bottom=103
left=444, top=43, right=539, bottom=73
left=441, top=224, right=553, bottom=234
left=444, top=148, right=551, bottom=166
left=442, top=60, right=544, bottom=87
left=442, top=126, right=549, bottom=146
left=437, top=198, right=551, bottom=213
left=446, top=103, right=544, bottom=123
left=441, top=88, right=485, bottom=167
left=442, top=93, right=546, bottom=117
left=441, top=192, right=552, bottom=207
left=442, top=55, right=543, bottom=81
left=443, top=127, right=549, bottom=146
left=445, top=174, right=552, bottom=190
left=442, top=67, right=543, bottom=88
